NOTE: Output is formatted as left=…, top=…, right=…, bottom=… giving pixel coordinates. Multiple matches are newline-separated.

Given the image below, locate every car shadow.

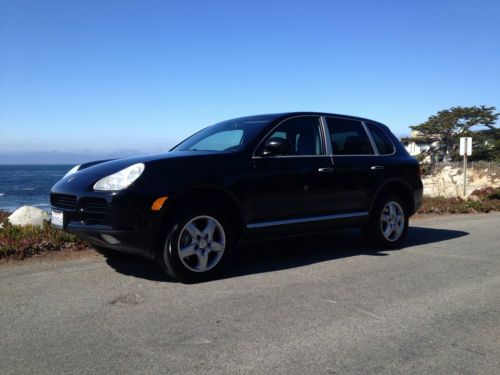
left=98, top=225, right=469, bottom=282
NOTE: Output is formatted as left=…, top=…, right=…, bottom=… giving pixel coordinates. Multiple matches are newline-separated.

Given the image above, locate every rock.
left=8, top=206, right=50, bottom=228
left=422, top=166, right=500, bottom=198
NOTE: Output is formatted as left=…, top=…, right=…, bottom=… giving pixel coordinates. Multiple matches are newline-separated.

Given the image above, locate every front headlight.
left=63, top=164, right=81, bottom=178
left=93, top=163, right=145, bottom=191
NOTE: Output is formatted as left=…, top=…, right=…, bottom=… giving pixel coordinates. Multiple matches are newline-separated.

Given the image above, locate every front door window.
left=267, top=116, right=324, bottom=156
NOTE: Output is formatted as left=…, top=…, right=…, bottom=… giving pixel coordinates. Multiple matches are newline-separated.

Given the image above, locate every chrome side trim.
left=361, top=121, right=379, bottom=155
left=252, top=155, right=332, bottom=159
left=246, top=211, right=369, bottom=229
left=320, top=116, right=333, bottom=156
left=329, top=154, right=376, bottom=158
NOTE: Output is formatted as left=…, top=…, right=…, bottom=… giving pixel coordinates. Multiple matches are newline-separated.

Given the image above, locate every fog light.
left=101, top=234, right=121, bottom=245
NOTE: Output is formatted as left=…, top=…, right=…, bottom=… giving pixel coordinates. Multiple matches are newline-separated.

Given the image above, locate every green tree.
left=468, top=128, right=500, bottom=162
left=410, top=105, right=498, bottom=162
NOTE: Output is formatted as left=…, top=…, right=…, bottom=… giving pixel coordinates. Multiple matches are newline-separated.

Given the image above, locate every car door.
left=249, top=115, right=336, bottom=223
left=324, top=116, right=379, bottom=213
left=364, top=121, right=397, bottom=181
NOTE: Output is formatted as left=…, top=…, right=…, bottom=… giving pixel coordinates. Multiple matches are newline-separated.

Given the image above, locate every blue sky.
left=1, top=0, right=499, bottom=156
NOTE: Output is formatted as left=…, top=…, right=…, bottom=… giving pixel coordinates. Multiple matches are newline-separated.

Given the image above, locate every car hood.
left=74, top=150, right=222, bottom=177
left=51, top=149, right=245, bottom=195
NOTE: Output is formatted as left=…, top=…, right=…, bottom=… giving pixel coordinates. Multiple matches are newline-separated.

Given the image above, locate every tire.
left=157, top=204, right=235, bottom=283
left=363, top=194, right=409, bottom=249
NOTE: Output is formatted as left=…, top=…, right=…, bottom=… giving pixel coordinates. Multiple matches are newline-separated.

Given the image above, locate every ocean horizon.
left=0, top=164, right=72, bottom=212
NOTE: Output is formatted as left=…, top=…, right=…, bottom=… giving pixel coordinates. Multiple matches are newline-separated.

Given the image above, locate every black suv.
left=51, top=112, right=423, bottom=283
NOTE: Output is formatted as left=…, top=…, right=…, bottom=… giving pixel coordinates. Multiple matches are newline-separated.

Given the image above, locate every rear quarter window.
left=366, top=123, right=395, bottom=155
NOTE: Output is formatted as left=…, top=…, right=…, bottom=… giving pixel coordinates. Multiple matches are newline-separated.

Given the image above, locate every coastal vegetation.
left=0, top=211, right=88, bottom=260
left=418, top=187, right=500, bottom=214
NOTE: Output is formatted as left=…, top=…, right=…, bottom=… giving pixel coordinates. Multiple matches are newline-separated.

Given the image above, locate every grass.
left=1, top=188, right=500, bottom=261
left=0, top=211, right=88, bottom=260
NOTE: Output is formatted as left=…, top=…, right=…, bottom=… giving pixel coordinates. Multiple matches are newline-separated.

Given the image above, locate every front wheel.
left=363, top=195, right=409, bottom=248
left=157, top=205, right=235, bottom=283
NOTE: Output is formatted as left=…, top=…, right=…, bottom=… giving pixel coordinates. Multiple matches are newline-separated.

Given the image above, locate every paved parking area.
left=1, top=213, right=499, bottom=374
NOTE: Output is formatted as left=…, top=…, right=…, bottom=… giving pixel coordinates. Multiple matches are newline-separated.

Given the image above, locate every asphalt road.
left=1, top=213, right=500, bottom=374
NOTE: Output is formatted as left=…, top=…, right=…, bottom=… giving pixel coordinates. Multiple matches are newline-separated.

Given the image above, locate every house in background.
left=404, top=140, right=431, bottom=156
left=400, top=130, right=436, bottom=161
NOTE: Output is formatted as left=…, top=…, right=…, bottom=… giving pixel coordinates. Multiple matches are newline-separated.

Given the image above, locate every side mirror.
left=259, top=137, right=293, bottom=157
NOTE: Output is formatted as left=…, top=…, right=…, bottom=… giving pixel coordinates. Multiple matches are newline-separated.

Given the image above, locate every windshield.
left=172, top=115, right=278, bottom=152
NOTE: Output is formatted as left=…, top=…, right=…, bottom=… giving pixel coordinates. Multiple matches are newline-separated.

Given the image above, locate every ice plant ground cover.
left=0, top=211, right=88, bottom=260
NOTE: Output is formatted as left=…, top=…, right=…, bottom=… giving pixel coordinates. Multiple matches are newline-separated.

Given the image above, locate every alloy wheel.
left=380, top=201, right=405, bottom=242
left=177, top=215, right=226, bottom=272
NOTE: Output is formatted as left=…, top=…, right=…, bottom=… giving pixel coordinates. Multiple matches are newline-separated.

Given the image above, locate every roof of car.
left=273, top=112, right=386, bottom=126
left=228, top=112, right=389, bottom=130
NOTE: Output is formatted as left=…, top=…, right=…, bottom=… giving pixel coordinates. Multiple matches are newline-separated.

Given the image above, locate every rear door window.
left=325, top=117, right=373, bottom=155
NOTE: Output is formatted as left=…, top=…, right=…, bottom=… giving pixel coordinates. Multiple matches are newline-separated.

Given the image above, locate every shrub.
left=418, top=194, right=500, bottom=215
left=488, top=190, right=500, bottom=200
left=470, top=187, right=500, bottom=200
left=0, top=212, right=88, bottom=260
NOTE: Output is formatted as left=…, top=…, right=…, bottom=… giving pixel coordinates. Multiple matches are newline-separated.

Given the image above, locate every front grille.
left=81, top=213, right=106, bottom=225
left=51, top=195, right=109, bottom=225
left=79, top=197, right=108, bottom=225
left=51, top=194, right=77, bottom=210
left=80, top=197, right=108, bottom=213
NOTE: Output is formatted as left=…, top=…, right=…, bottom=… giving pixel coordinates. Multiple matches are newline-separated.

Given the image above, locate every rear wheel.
left=157, top=205, right=235, bottom=283
left=363, top=194, right=409, bottom=248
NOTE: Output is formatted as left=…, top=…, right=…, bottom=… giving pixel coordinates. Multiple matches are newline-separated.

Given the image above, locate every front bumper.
left=65, top=225, right=155, bottom=259
left=50, top=188, right=163, bottom=260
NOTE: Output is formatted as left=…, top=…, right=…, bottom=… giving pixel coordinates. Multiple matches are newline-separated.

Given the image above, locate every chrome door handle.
left=371, top=165, right=384, bottom=170
left=318, top=167, right=334, bottom=173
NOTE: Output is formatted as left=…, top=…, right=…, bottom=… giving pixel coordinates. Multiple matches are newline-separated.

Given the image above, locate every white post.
left=460, top=137, right=472, bottom=197
left=463, top=153, right=467, bottom=196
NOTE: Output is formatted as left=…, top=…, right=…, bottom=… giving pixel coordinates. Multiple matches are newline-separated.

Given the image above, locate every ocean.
left=0, top=165, right=72, bottom=212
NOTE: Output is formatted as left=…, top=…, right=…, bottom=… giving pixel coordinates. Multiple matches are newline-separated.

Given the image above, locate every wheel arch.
left=154, top=185, right=245, bottom=255
left=370, top=178, right=415, bottom=215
